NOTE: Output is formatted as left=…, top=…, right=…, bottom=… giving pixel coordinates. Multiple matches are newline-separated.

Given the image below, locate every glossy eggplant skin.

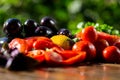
left=23, top=19, right=38, bottom=37
left=34, top=26, right=54, bottom=38
left=57, top=28, right=74, bottom=38
left=3, top=18, right=22, bottom=36
left=0, top=45, right=39, bottom=71
left=40, top=16, right=58, bottom=34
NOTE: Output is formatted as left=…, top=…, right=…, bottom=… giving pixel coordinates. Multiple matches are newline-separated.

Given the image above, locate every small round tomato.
left=113, top=38, right=120, bottom=49
left=81, top=26, right=98, bottom=43
left=94, top=39, right=109, bottom=60
left=103, top=46, right=120, bottom=63
left=72, top=41, right=96, bottom=61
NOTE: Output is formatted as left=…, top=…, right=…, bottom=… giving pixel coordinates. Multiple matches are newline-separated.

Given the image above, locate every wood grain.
left=0, top=63, right=120, bottom=80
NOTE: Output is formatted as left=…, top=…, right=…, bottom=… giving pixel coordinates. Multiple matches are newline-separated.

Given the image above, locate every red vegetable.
left=94, top=39, right=109, bottom=60
left=72, top=41, right=96, bottom=61
left=9, top=38, right=30, bottom=54
left=62, top=51, right=86, bottom=65
left=97, top=31, right=119, bottom=45
left=81, top=26, right=98, bottom=43
left=27, top=50, right=45, bottom=63
left=103, top=46, right=120, bottom=63
left=44, top=50, right=63, bottom=65
left=48, top=47, right=78, bottom=59
left=44, top=48, right=86, bottom=66
left=113, top=38, right=120, bottom=49
left=25, top=36, right=53, bottom=50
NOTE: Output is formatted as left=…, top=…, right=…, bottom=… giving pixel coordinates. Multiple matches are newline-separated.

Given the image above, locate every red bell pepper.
left=44, top=48, right=86, bottom=66
left=61, top=51, right=86, bottom=65
left=25, top=36, right=53, bottom=50
left=44, top=50, right=63, bottom=65
left=27, top=50, right=45, bottom=63
left=48, top=47, right=78, bottom=59
left=9, top=38, right=30, bottom=54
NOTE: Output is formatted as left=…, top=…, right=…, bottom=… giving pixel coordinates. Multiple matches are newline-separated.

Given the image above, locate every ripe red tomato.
left=81, top=26, right=98, bottom=43
left=113, top=38, right=120, bottom=49
left=72, top=41, right=96, bottom=61
left=94, top=39, right=109, bottom=60
left=103, top=46, right=120, bottom=63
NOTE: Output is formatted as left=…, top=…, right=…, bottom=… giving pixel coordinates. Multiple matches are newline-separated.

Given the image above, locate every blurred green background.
left=0, top=0, right=120, bottom=36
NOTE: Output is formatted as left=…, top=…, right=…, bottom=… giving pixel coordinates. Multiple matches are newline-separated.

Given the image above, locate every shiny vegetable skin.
left=61, top=51, right=86, bottom=65
left=44, top=49, right=86, bottom=66
left=44, top=50, right=63, bottom=66
left=8, top=38, right=30, bottom=54
left=49, top=47, right=78, bottom=59
left=94, top=39, right=109, bottom=60
left=97, top=31, right=120, bottom=45
left=33, top=39, right=60, bottom=50
left=72, top=41, right=96, bottom=61
left=113, top=38, right=120, bottom=49
left=102, top=46, right=120, bottom=63
left=3, top=18, right=22, bottom=35
left=27, top=50, right=45, bottom=63
left=81, top=26, right=98, bottom=43
left=40, top=16, right=58, bottom=34
left=25, top=36, right=53, bottom=50
left=58, top=50, right=79, bottom=59
left=23, top=19, right=38, bottom=37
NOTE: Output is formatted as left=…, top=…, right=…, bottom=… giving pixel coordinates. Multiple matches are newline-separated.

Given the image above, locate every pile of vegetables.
left=0, top=17, right=120, bottom=71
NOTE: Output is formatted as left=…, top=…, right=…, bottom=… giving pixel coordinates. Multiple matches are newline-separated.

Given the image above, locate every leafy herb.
left=75, top=22, right=120, bottom=36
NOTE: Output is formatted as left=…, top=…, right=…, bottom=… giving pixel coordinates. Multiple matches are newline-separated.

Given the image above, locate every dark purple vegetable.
left=23, top=19, right=38, bottom=37
left=40, top=16, right=58, bottom=34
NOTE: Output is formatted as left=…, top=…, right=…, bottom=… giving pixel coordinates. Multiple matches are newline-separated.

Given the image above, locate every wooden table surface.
left=0, top=63, right=120, bottom=80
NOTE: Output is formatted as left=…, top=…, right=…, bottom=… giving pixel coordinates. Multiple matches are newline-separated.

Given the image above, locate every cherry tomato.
left=94, top=39, right=109, bottom=60
left=27, top=50, right=45, bottom=63
left=113, top=38, right=120, bottom=49
left=103, top=46, right=120, bottom=63
left=9, top=38, right=30, bottom=54
left=81, top=26, right=98, bottom=43
left=72, top=41, right=96, bottom=61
